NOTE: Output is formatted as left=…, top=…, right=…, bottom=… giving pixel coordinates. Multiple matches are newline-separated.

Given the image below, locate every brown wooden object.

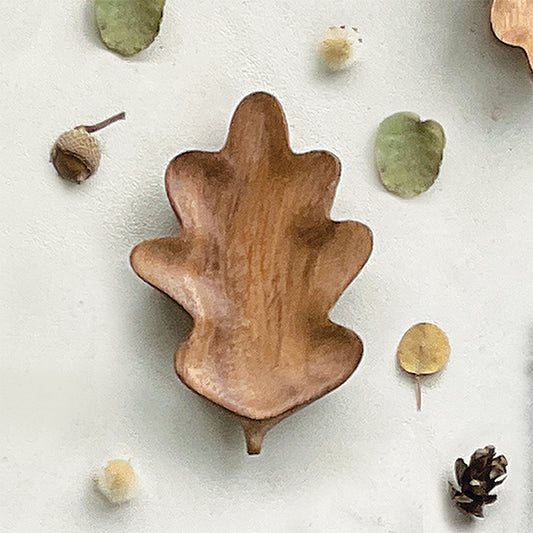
left=491, top=0, right=533, bottom=70
left=130, top=92, right=373, bottom=454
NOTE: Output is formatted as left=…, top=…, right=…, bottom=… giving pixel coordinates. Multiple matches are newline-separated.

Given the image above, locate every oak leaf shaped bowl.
left=131, top=92, right=373, bottom=453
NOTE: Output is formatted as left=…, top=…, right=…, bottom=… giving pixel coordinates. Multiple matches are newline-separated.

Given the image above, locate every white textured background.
left=1, top=1, right=532, bottom=531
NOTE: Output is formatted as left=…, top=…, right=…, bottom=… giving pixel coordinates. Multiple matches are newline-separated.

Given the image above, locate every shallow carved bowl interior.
left=130, top=92, right=373, bottom=453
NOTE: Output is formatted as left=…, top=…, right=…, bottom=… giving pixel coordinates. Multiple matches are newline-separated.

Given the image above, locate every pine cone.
left=450, top=445, right=508, bottom=518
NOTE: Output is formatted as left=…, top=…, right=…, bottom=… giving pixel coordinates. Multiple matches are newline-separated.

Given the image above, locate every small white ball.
left=319, top=26, right=360, bottom=71
left=96, top=459, right=138, bottom=505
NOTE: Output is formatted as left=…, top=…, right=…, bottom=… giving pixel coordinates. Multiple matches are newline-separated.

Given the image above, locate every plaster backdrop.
left=1, top=1, right=532, bottom=532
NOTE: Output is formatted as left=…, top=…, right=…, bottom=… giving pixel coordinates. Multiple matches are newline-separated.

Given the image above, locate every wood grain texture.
left=491, top=0, right=533, bottom=70
left=130, top=92, right=373, bottom=454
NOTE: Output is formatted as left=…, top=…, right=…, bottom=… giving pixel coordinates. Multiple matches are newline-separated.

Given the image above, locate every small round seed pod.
left=319, top=26, right=361, bottom=71
left=95, top=459, right=138, bottom=505
left=51, top=112, right=125, bottom=184
left=51, top=128, right=100, bottom=184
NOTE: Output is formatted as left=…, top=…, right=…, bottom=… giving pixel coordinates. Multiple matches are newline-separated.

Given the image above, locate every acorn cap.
left=51, top=127, right=101, bottom=184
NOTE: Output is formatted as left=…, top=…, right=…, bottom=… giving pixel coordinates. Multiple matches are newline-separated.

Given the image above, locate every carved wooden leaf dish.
left=491, top=0, right=533, bottom=70
left=130, top=92, right=373, bottom=454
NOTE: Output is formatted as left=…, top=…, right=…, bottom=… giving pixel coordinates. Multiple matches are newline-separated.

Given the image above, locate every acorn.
left=51, top=112, right=125, bottom=184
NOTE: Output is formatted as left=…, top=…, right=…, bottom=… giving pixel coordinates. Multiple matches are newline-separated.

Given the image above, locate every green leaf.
left=95, top=0, right=166, bottom=57
left=375, top=112, right=446, bottom=198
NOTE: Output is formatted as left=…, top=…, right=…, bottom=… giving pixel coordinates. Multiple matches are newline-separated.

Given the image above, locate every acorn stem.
left=415, top=374, right=422, bottom=411
left=81, top=112, right=126, bottom=133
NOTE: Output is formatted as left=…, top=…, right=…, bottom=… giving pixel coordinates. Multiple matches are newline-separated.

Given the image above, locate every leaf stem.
left=415, top=374, right=422, bottom=411
left=80, top=112, right=126, bottom=133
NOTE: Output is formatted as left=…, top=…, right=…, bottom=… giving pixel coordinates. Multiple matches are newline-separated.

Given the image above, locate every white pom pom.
left=319, top=26, right=361, bottom=71
left=96, top=459, right=138, bottom=505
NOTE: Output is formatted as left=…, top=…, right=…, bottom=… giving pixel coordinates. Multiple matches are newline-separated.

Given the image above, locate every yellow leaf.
left=397, top=323, right=450, bottom=410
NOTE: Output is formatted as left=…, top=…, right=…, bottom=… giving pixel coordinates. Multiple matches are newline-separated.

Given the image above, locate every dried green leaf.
left=397, top=323, right=450, bottom=410
left=375, top=112, right=445, bottom=198
left=95, top=0, right=166, bottom=57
